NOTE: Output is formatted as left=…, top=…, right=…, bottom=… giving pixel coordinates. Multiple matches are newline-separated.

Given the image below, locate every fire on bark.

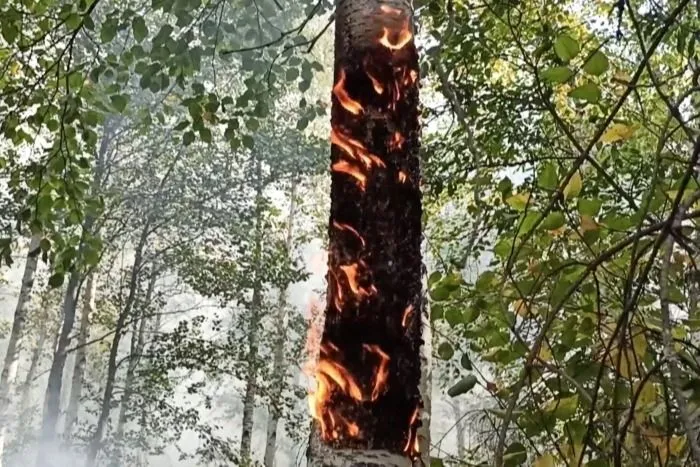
left=307, top=0, right=425, bottom=466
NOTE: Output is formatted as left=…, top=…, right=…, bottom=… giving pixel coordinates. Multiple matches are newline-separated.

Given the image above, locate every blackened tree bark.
left=308, top=0, right=427, bottom=466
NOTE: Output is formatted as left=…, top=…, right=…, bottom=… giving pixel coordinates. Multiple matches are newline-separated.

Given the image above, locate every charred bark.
left=308, top=0, right=425, bottom=465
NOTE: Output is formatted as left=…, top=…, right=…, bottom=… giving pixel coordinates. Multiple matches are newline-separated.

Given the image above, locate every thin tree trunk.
left=240, top=157, right=265, bottom=465
left=38, top=269, right=82, bottom=463
left=263, top=181, right=298, bottom=467
left=37, top=118, right=113, bottom=465
left=16, top=317, right=49, bottom=445
left=449, top=400, right=466, bottom=459
left=308, top=0, right=424, bottom=465
left=112, top=268, right=157, bottom=465
left=63, top=272, right=97, bottom=437
left=0, top=234, right=42, bottom=463
left=84, top=228, right=148, bottom=467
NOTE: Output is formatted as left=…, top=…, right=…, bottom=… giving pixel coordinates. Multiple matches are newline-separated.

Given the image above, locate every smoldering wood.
left=308, top=0, right=424, bottom=464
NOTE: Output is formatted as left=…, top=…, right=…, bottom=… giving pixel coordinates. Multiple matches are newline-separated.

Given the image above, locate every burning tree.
left=307, top=1, right=428, bottom=466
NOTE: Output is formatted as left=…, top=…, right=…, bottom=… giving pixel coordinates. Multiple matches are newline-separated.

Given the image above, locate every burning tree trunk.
left=308, top=1, right=425, bottom=466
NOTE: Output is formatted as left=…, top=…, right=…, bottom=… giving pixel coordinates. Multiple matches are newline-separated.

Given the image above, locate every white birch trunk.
left=63, top=272, right=97, bottom=437
left=263, top=181, right=298, bottom=467
left=0, top=234, right=42, bottom=464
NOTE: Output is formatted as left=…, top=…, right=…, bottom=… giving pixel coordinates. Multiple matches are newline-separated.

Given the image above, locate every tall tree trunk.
left=112, top=268, right=157, bottom=465
left=0, top=234, right=42, bottom=463
left=240, top=157, right=265, bottom=465
left=37, top=118, right=113, bottom=465
left=307, top=1, right=425, bottom=465
left=63, top=272, right=97, bottom=437
left=450, top=400, right=466, bottom=459
left=263, top=181, right=298, bottom=467
left=16, top=313, right=50, bottom=445
left=84, top=228, right=148, bottom=467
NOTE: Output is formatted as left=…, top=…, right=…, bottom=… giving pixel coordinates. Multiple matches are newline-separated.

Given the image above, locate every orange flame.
left=310, top=344, right=366, bottom=440
left=379, top=26, right=413, bottom=51
left=331, top=128, right=386, bottom=169
left=401, top=304, right=413, bottom=327
left=317, top=358, right=363, bottom=401
left=363, top=344, right=390, bottom=401
left=379, top=4, right=403, bottom=15
left=332, top=160, right=366, bottom=189
left=332, top=221, right=366, bottom=247
left=403, top=406, right=421, bottom=455
left=339, top=263, right=375, bottom=299
left=333, top=69, right=363, bottom=115
left=389, top=131, right=405, bottom=150
left=329, top=269, right=345, bottom=311
left=368, top=71, right=384, bottom=94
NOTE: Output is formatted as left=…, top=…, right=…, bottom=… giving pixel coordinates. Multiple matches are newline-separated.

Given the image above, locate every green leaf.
left=110, top=95, right=129, bottom=113
left=132, top=17, right=148, bottom=42
left=578, top=198, right=602, bottom=216
left=296, top=117, right=309, bottom=131
left=430, top=285, right=450, bottom=301
left=447, top=374, right=478, bottom=397
left=48, top=273, right=65, bottom=288
left=544, top=394, right=579, bottom=419
left=540, top=66, right=573, bottom=83
left=428, top=271, right=442, bottom=286
left=538, top=163, right=558, bottom=190
left=444, top=307, right=462, bottom=327
left=506, top=193, right=530, bottom=211
left=183, top=131, right=195, bottom=146
left=541, top=212, right=565, bottom=230
left=430, top=459, right=444, bottom=467
left=437, top=342, right=454, bottom=360
left=39, top=238, right=51, bottom=252
left=460, top=353, right=473, bottom=370
left=65, top=14, right=82, bottom=30
left=100, top=20, right=118, bottom=43
left=199, top=128, right=212, bottom=143
left=554, top=34, right=580, bottom=63
left=504, top=442, right=527, bottom=466
left=569, top=82, right=601, bottom=103
left=286, top=68, right=299, bottom=81
left=564, top=171, right=583, bottom=199
left=583, top=50, right=609, bottom=75
left=242, top=135, right=255, bottom=149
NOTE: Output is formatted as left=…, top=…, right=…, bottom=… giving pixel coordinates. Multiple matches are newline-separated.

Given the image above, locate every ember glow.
left=309, top=0, right=422, bottom=459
